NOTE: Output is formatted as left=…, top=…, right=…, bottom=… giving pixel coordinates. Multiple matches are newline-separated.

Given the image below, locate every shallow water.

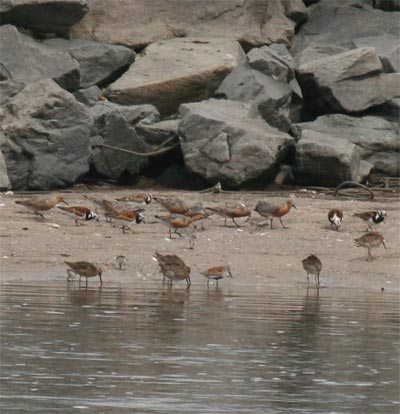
left=0, top=281, right=399, bottom=414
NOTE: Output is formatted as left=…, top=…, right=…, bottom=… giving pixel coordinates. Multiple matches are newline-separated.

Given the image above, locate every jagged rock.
left=0, top=147, right=11, bottom=189
left=294, top=44, right=350, bottom=67
left=43, top=38, right=135, bottom=88
left=297, top=47, right=400, bottom=112
left=105, top=37, right=245, bottom=116
left=296, top=114, right=400, bottom=176
left=0, top=79, right=92, bottom=190
left=291, top=0, right=399, bottom=57
left=0, top=0, right=88, bottom=36
left=295, top=129, right=371, bottom=186
left=0, top=25, right=80, bottom=91
left=216, top=64, right=292, bottom=132
left=71, top=0, right=307, bottom=49
left=89, top=102, right=159, bottom=180
left=247, top=45, right=294, bottom=82
left=178, top=98, right=294, bottom=188
left=0, top=79, right=25, bottom=105
left=352, top=35, right=400, bottom=73
left=73, top=86, right=102, bottom=106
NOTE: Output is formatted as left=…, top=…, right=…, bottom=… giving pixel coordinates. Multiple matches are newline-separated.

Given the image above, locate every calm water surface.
left=0, top=280, right=399, bottom=414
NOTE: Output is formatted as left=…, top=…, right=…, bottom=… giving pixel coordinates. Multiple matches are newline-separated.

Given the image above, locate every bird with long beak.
left=15, top=195, right=68, bottom=218
left=64, top=261, right=103, bottom=286
left=254, top=200, right=296, bottom=229
left=154, top=252, right=191, bottom=286
left=354, top=232, right=387, bottom=261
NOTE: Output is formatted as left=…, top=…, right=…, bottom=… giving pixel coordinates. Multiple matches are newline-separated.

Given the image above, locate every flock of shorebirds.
left=13, top=192, right=388, bottom=288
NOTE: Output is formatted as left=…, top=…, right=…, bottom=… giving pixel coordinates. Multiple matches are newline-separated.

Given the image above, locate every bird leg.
left=224, top=218, right=227, bottom=227
left=279, top=218, right=288, bottom=229
left=175, top=229, right=183, bottom=237
left=34, top=211, right=45, bottom=219
left=99, top=274, right=103, bottom=285
left=232, top=218, right=240, bottom=227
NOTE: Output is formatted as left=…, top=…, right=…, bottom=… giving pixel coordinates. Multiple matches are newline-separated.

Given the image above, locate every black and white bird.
left=354, top=210, right=386, bottom=231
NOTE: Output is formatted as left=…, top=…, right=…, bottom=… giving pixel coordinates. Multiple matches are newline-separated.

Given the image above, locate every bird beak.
left=292, top=204, right=297, bottom=210
left=382, top=240, right=387, bottom=249
left=229, top=271, right=233, bottom=278
left=61, top=198, right=69, bottom=205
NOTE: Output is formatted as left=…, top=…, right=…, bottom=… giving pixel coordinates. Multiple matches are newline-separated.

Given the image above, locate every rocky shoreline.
left=0, top=0, right=399, bottom=192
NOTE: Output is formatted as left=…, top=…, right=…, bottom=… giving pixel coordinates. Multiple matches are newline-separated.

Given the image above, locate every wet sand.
left=1, top=189, right=399, bottom=291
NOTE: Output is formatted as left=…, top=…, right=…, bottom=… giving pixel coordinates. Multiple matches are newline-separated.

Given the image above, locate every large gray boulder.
left=291, top=0, right=400, bottom=57
left=0, top=79, right=92, bottom=190
left=89, top=102, right=159, bottom=180
left=0, top=0, right=88, bottom=36
left=295, top=129, right=371, bottom=186
left=216, top=64, right=292, bottom=132
left=296, top=114, right=400, bottom=176
left=297, top=47, right=400, bottom=112
left=43, top=38, right=135, bottom=88
left=106, top=37, right=245, bottom=116
left=179, top=98, right=294, bottom=188
left=71, top=0, right=307, bottom=49
left=0, top=25, right=80, bottom=91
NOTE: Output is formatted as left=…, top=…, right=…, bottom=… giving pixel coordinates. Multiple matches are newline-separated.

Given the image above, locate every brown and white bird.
left=155, top=214, right=193, bottom=238
left=254, top=200, right=296, bottom=229
left=205, top=204, right=251, bottom=227
left=354, top=210, right=386, bottom=231
left=201, top=265, right=233, bottom=286
left=302, top=255, right=323, bottom=286
left=154, top=252, right=191, bottom=286
left=115, top=193, right=152, bottom=205
left=15, top=195, right=67, bottom=218
left=58, top=206, right=98, bottom=226
left=153, top=196, right=190, bottom=215
left=64, top=261, right=103, bottom=286
left=111, top=210, right=145, bottom=233
left=328, top=209, right=343, bottom=231
left=354, top=232, right=387, bottom=261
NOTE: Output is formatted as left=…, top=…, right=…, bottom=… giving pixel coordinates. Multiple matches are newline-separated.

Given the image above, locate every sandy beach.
left=1, top=188, right=399, bottom=291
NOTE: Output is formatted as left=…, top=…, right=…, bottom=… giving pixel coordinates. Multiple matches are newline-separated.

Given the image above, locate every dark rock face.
left=43, top=38, right=135, bottom=88
left=179, top=98, right=294, bottom=188
left=0, top=145, right=11, bottom=189
left=295, top=129, right=372, bottom=186
left=0, top=25, right=80, bottom=91
left=89, top=102, right=159, bottom=180
left=0, top=79, right=92, bottom=190
left=0, top=0, right=88, bottom=36
left=296, top=114, right=400, bottom=176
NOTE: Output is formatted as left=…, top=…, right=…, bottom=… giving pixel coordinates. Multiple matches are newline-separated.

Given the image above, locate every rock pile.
left=0, top=0, right=399, bottom=190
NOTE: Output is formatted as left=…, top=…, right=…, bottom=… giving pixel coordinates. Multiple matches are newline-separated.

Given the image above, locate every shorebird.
left=155, top=214, right=193, bottom=238
left=302, top=255, right=322, bottom=286
left=154, top=252, right=191, bottom=286
left=58, top=206, right=98, bottom=226
left=115, top=255, right=128, bottom=270
left=328, top=209, right=343, bottom=231
left=115, top=193, right=152, bottom=205
left=201, top=265, right=233, bottom=286
left=64, top=261, right=103, bottom=286
left=205, top=204, right=251, bottom=227
left=354, top=232, right=387, bottom=261
left=254, top=200, right=296, bottom=229
left=15, top=195, right=67, bottom=218
left=111, top=210, right=145, bottom=233
left=66, top=268, right=77, bottom=282
left=354, top=210, right=386, bottom=231
left=153, top=196, right=190, bottom=214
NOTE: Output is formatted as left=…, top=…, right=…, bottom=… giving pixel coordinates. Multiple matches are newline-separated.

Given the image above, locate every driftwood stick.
left=334, top=181, right=375, bottom=199
left=92, top=142, right=179, bottom=157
